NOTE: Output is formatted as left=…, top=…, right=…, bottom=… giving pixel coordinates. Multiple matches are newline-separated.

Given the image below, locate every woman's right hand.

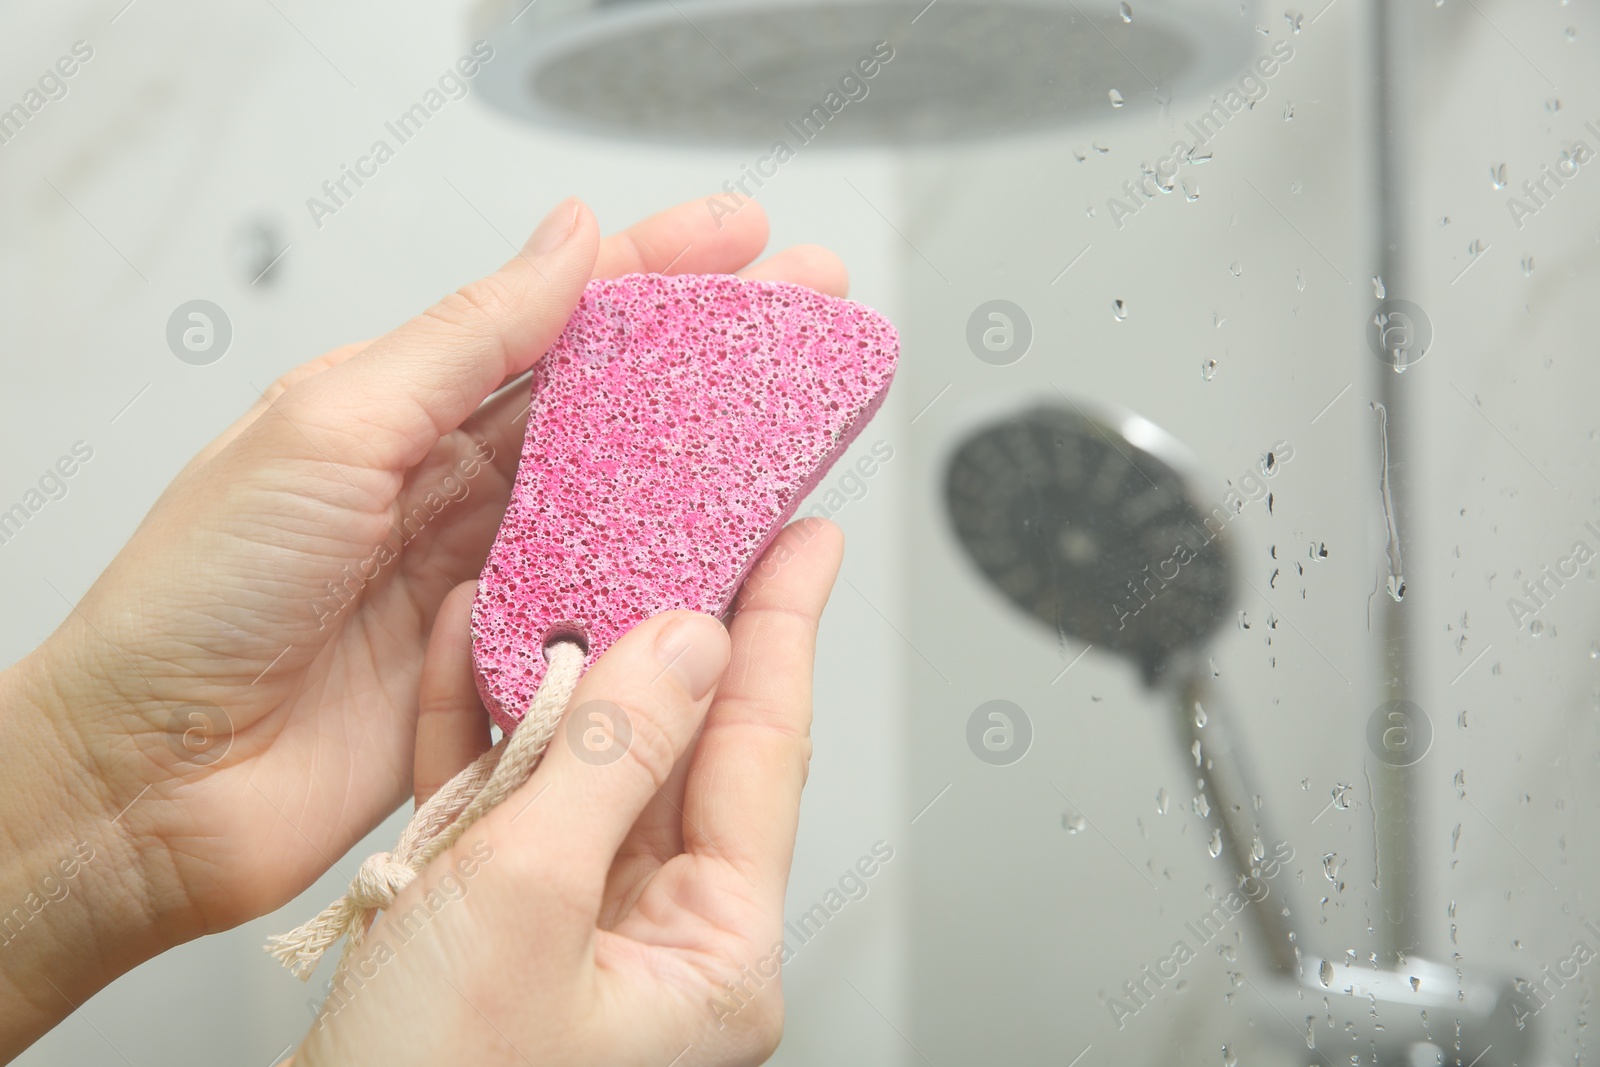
left=296, top=517, right=844, bottom=1067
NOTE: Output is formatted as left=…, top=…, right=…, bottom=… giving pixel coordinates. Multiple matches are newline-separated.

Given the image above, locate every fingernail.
left=654, top=614, right=729, bottom=700
left=523, top=197, right=580, bottom=257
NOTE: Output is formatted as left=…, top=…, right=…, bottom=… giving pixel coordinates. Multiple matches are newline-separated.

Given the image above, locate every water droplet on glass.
left=1453, top=769, right=1466, bottom=798
left=1491, top=163, right=1507, bottom=189
left=1156, top=788, right=1170, bottom=815
left=1371, top=274, right=1386, bottom=298
left=1063, top=810, right=1087, bottom=834
left=1295, top=268, right=1305, bottom=291
left=1202, top=357, right=1219, bottom=381
left=1284, top=102, right=1295, bottom=121
left=1564, top=26, right=1577, bottom=41
left=1208, top=828, right=1224, bottom=858
left=1229, top=260, right=1243, bottom=277
left=1092, top=141, right=1109, bottom=154
left=1285, top=11, right=1304, bottom=33
left=1588, top=640, right=1599, bottom=659
left=1112, top=298, right=1127, bottom=321
left=1529, top=618, right=1544, bottom=636
left=1193, top=701, right=1209, bottom=727
left=1119, top=1, right=1133, bottom=21
left=1109, top=88, right=1125, bottom=108
left=1409, top=975, right=1421, bottom=992
left=1319, top=958, right=1333, bottom=987
left=1546, top=98, right=1562, bottom=113
left=1222, top=1045, right=1238, bottom=1067
left=1521, top=255, right=1535, bottom=277
left=1192, top=738, right=1203, bottom=766
left=1386, top=574, right=1406, bottom=602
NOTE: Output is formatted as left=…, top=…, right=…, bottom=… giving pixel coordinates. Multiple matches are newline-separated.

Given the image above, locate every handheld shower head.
left=944, top=401, right=1232, bottom=685
left=942, top=397, right=1300, bottom=975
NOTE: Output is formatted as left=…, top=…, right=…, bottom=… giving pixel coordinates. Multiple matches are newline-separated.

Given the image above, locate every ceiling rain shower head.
left=472, top=0, right=1256, bottom=146
left=944, top=401, right=1232, bottom=684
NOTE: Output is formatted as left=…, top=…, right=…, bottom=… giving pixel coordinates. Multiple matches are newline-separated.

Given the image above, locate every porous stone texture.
left=472, top=273, right=899, bottom=730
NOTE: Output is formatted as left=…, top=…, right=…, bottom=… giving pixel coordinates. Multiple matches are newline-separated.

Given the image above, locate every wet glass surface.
left=2, top=1, right=1597, bottom=1064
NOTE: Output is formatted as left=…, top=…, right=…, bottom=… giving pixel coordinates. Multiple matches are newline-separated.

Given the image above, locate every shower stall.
left=3, top=0, right=1596, bottom=1063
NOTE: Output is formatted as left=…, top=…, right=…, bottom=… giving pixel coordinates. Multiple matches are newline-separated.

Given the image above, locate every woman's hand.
left=298, top=518, right=843, bottom=1067
left=0, top=194, right=847, bottom=1057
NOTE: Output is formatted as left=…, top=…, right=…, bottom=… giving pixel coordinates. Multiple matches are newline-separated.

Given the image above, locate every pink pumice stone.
left=471, top=272, right=899, bottom=731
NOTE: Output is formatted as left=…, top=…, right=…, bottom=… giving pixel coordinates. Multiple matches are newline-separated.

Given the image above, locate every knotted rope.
left=266, top=641, right=586, bottom=979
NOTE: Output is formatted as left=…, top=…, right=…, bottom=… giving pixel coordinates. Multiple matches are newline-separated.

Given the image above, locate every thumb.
left=272, top=197, right=599, bottom=472
left=504, top=612, right=731, bottom=923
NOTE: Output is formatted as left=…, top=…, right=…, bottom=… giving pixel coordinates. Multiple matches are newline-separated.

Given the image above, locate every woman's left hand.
left=0, top=193, right=846, bottom=1058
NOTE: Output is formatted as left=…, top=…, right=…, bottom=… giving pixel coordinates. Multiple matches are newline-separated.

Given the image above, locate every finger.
left=736, top=244, right=850, bottom=298
left=300, top=193, right=766, bottom=477
left=507, top=611, right=730, bottom=915
left=414, top=581, right=492, bottom=808
left=271, top=197, right=600, bottom=473
left=433, top=193, right=774, bottom=481
left=685, top=519, right=844, bottom=901
left=592, top=194, right=768, bottom=280
left=452, top=246, right=852, bottom=494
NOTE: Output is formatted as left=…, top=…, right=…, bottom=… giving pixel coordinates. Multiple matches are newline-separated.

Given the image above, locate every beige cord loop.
left=266, top=641, right=586, bottom=979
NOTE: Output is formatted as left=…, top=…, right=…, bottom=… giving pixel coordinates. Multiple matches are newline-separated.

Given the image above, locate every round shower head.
left=472, top=0, right=1256, bottom=146
left=943, top=401, right=1232, bottom=683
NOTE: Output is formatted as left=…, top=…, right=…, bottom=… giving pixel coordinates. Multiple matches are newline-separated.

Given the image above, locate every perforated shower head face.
left=474, top=0, right=1250, bottom=146
left=944, top=403, right=1233, bottom=681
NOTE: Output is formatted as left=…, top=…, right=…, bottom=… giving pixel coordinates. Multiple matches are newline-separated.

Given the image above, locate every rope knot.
left=266, top=640, right=585, bottom=980
left=349, top=852, right=415, bottom=910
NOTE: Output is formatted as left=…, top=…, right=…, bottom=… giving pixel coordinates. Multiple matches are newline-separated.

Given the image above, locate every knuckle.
left=611, top=692, right=680, bottom=792
left=266, top=351, right=339, bottom=402
left=426, top=275, right=517, bottom=347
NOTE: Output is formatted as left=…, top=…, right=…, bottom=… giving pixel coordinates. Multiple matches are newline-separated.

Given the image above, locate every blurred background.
left=2, top=0, right=1598, bottom=1063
